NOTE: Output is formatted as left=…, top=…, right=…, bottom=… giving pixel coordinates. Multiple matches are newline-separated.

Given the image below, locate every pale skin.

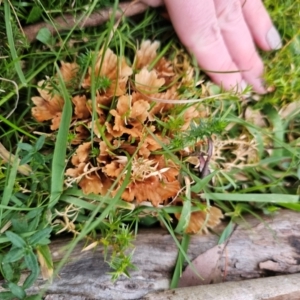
left=141, top=0, right=282, bottom=94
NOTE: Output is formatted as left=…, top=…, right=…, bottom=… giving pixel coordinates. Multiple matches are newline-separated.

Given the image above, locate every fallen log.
left=144, top=273, right=300, bottom=300
left=5, top=209, right=300, bottom=299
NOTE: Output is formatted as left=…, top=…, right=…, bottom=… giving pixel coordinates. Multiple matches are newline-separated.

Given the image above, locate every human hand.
left=141, top=0, right=282, bottom=94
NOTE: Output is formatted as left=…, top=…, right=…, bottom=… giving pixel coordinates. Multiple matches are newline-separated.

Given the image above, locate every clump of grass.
left=0, top=0, right=300, bottom=298
left=262, top=0, right=300, bottom=104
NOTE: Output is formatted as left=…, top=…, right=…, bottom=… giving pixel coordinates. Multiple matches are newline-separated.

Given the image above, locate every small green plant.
left=0, top=220, right=52, bottom=299
left=169, top=118, right=228, bottom=151
left=100, top=213, right=137, bottom=281
left=0, top=136, right=54, bottom=298
left=18, top=136, right=47, bottom=169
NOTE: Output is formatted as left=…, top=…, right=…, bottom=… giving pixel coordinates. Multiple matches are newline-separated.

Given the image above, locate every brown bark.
left=144, top=274, right=300, bottom=300
left=23, top=2, right=149, bottom=43
left=2, top=210, right=300, bottom=299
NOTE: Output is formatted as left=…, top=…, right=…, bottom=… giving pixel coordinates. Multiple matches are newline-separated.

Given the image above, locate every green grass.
left=0, top=0, right=300, bottom=299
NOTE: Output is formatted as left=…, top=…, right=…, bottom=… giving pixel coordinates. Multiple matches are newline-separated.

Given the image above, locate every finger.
left=164, top=0, right=244, bottom=92
left=240, top=0, right=282, bottom=51
left=214, top=0, right=266, bottom=93
left=140, top=0, right=164, bottom=7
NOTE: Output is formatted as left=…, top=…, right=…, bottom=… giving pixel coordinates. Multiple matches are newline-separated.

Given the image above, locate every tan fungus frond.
left=122, top=176, right=181, bottom=207
left=102, top=161, right=124, bottom=177
left=138, top=135, right=166, bottom=158
left=106, top=116, right=144, bottom=138
left=31, top=80, right=64, bottom=130
left=70, top=142, right=91, bottom=166
left=82, top=48, right=132, bottom=97
left=33, top=40, right=224, bottom=235
left=176, top=206, right=223, bottom=234
left=71, top=124, right=90, bottom=145
left=181, top=106, right=202, bottom=131
left=135, top=40, right=160, bottom=70
left=65, top=162, right=86, bottom=178
left=79, top=173, right=105, bottom=195
left=72, top=95, right=90, bottom=119
left=135, top=68, right=165, bottom=94
left=130, top=100, right=150, bottom=123
left=59, top=61, right=79, bottom=84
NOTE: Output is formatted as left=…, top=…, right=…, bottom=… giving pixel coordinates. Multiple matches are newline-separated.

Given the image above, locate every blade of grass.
left=174, top=176, right=191, bottom=234
left=203, top=192, right=298, bottom=203
left=170, top=233, right=190, bottom=289
left=264, top=105, right=284, bottom=159
left=278, top=203, right=300, bottom=211
left=49, top=63, right=73, bottom=208
left=218, top=220, right=234, bottom=244
left=0, top=204, right=47, bottom=211
left=190, top=171, right=217, bottom=194
left=63, top=188, right=134, bottom=210
left=227, top=114, right=300, bottom=159
left=0, top=115, right=36, bottom=139
left=0, top=146, right=21, bottom=228
left=0, top=60, right=53, bottom=107
left=4, top=1, right=27, bottom=85
left=89, top=0, right=120, bottom=143
left=159, top=212, right=203, bottom=288
left=148, top=39, right=173, bottom=70
left=134, top=205, right=204, bottom=214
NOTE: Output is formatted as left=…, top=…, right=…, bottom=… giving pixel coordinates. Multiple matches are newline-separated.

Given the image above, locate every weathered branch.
left=8, top=209, right=299, bottom=299
left=144, top=274, right=300, bottom=300
left=23, top=2, right=149, bottom=43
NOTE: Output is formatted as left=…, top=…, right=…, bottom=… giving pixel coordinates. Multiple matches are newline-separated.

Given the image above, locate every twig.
left=23, top=1, right=149, bottom=43
left=0, top=143, right=32, bottom=176
left=0, top=77, right=19, bottom=120
left=199, top=137, right=213, bottom=179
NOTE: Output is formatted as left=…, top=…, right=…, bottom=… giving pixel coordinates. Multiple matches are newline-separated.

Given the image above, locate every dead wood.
left=143, top=273, right=300, bottom=300
left=2, top=209, right=300, bottom=299
left=23, top=2, right=149, bottom=43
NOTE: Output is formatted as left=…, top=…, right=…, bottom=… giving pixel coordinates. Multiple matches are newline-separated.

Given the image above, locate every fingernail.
left=266, top=27, right=282, bottom=50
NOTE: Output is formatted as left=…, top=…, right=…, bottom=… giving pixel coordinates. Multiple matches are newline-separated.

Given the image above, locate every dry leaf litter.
left=32, top=40, right=229, bottom=234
